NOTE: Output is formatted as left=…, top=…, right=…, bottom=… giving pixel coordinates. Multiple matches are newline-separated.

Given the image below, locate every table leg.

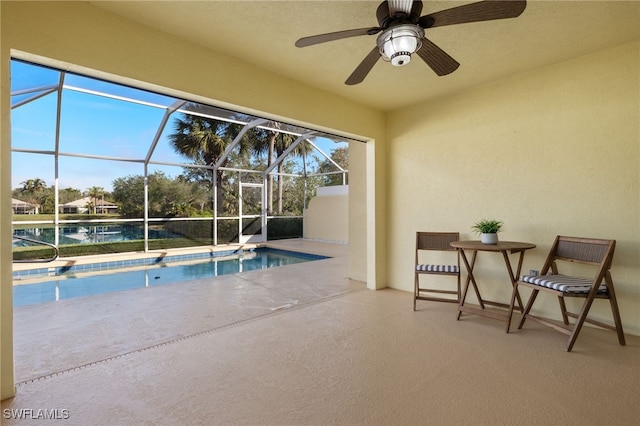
left=501, top=251, right=524, bottom=309
left=457, top=249, right=484, bottom=321
left=513, top=250, right=526, bottom=309
left=502, top=250, right=525, bottom=332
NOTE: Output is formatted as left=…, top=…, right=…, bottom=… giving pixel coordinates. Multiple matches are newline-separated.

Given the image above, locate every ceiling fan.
left=295, top=0, right=526, bottom=85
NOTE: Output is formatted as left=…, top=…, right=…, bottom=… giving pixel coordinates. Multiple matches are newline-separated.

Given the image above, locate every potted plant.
left=472, top=219, right=503, bottom=245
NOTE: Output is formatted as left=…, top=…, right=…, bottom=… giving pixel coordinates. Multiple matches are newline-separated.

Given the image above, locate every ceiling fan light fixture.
left=296, top=0, right=527, bottom=85
left=377, top=24, right=424, bottom=67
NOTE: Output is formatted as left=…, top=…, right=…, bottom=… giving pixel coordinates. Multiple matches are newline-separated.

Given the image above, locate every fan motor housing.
left=377, top=0, right=423, bottom=28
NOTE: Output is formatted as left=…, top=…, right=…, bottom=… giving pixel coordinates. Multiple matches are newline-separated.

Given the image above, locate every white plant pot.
left=481, top=233, right=498, bottom=245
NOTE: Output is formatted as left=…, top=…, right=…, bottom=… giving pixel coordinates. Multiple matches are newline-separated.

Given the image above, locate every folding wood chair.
left=511, top=236, right=625, bottom=351
left=414, top=232, right=461, bottom=310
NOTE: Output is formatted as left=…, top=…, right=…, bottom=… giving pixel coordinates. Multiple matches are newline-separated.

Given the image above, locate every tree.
left=177, top=174, right=212, bottom=214
left=87, top=186, right=105, bottom=214
left=250, top=127, right=305, bottom=215
left=317, top=146, right=349, bottom=186
left=266, top=129, right=277, bottom=213
left=272, top=132, right=301, bottom=215
left=168, top=107, right=249, bottom=212
left=275, top=158, right=320, bottom=216
left=112, top=171, right=210, bottom=218
left=20, top=178, right=47, bottom=193
left=59, top=187, right=82, bottom=204
left=112, top=175, right=145, bottom=218
left=16, top=178, right=52, bottom=213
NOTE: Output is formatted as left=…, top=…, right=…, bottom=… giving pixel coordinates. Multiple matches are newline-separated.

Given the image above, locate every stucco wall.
left=387, top=41, right=640, bottom=336
left=304, top=186, right=348, bottom=243
left=0, top=1, right=14, bottom=400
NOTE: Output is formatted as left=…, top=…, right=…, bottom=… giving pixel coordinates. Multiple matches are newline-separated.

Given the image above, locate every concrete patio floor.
left=11, top=239, right=352, bottom=383
left=3, top=239, right=639, bottom=425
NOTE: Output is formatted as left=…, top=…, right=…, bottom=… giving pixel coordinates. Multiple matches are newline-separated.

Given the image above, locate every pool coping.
left=12, top=241, right=331, bottom=280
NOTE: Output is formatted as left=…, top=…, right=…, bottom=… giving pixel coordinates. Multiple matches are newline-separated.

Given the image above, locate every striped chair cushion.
left=520, top=274, right=607, bottom=294
left=416, top=264, right=459, bottom=273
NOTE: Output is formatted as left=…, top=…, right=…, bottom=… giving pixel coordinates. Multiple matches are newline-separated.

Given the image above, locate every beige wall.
left=304, top=187, right=349, bottom=243
left=0, top=1, right=15, bottom=400
left=348, top=139, right=373, bottom=283
left=0, top=1, right=386, bottom=399
left=387, top=41, right=640, bottom=335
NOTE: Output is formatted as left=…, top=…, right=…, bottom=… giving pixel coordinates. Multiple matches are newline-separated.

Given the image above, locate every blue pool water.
left=13, top=248, right=327, bottom=307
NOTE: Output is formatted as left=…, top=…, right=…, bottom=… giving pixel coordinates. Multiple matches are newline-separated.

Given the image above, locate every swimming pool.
left=13, top=248, right=328, bottom=307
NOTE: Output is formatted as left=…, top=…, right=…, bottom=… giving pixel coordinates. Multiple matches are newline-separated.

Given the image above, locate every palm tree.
left=250, top=126, right=304, bottom=215
left=267, top=130, right=277, bottom=213
left=19, top=178, right=47, bottom=211
left=273, top=133, right=302, bottom=214
left=168, top=107, right=247, bottom=212
left=87, top=186, right=105, bottom=214
left=20, top=178, right=47, bottom=193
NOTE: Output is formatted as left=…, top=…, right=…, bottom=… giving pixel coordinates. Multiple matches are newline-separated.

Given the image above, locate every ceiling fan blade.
left=295, top=28, right=380, bottom=48
left=345, top=47, right=381, bottom=85
left=419, top=0, right=526, bottom=28
left=415, top=38, right=460, bottom=76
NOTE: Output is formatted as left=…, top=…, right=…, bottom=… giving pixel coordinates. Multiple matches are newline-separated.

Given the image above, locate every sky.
left=11, top=60, right=348, bottom=193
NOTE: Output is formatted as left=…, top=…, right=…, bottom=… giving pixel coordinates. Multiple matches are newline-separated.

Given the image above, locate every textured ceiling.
left=90, top=1, right=640, bottom=112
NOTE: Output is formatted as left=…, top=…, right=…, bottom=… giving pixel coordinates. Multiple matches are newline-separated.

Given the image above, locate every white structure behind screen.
left=303, top=185, right=348, bottom=243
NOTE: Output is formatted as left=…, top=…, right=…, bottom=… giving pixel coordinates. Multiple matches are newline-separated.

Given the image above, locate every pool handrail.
left=12, top=234, right=59, bottom=263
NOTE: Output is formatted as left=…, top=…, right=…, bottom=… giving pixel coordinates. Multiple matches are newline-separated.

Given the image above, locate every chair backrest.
left=416, top=232, right=459, bottom=252
left=542, top=235, right=616, bottom=277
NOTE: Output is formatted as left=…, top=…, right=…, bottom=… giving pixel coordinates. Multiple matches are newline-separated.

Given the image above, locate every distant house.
left=59, top=197, right=119, bottom=214
left=11, top=198, right=38, bottom=214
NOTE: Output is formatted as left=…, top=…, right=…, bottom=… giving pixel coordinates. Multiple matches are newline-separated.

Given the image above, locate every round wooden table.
left=449, top=240, right=536, bottom=332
